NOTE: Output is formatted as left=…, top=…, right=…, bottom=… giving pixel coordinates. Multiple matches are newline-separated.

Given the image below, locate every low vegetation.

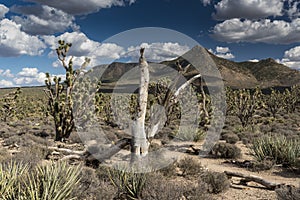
left=251, top=135, right=300, bottom=168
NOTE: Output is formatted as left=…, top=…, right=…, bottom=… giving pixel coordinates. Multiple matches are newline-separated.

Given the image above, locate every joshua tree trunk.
left=131, top=48, right=150, bottom=158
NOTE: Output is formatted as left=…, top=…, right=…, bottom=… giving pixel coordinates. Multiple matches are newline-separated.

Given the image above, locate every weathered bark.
left=47, top=138, right=131, bottom=163
left=131, top=48, right=150, bottom=158
left=224, top=171, right=283, bottom=190
left=174, top=74, right=202, bottom=98
left=94, top=138, right=131, bottom=162
left=147, top=104, right=166, bottom=138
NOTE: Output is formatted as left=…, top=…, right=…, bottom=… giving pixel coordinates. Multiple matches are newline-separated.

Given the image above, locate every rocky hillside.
left=91, top=45, right=300, bottom=89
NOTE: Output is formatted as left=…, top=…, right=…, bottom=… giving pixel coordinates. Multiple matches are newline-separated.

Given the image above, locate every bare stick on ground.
left=224, top=171, right=284, bottom=190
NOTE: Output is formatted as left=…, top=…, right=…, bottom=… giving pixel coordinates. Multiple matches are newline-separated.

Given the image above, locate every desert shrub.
left=73, top=166, right=116, bottom=199
left=250, top=159, right=274, bottom=172
left=201, top=171, right=230, bottom=194
left=158, top=161, right=178, bottom=177
left=142, top=172, right=212, bottom=200
left=142, top=173, right=187, bottom=200
left=108, top=166, right=148, bottom=199
left=210, top=142, right=241, bottom=159
left=12, top=146, right=49, bottom=167
left=0, top=148, right=10, bottom=162
left=174, top=126, right=205, bottom=142
left=251, top=135, right=300, bottom=167
left=4, top=132, right=48, bottom=148
left=96, top=165, right=112, bottom=182
left=223, top=133, right=239, bottom=144
left=177, top=157, right=204, bottom=177
left=276, top=185, right=300, bottom=200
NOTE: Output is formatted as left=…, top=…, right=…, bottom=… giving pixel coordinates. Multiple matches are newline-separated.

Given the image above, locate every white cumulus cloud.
left=126, top=42, right=191, bottom=62
left=18, top=67, right=39, bottom=77
left=11, top=5, right=79, bottom=35
left=209, top=46, right=235, bottom=59
left=279, top=46, right=300, bottom=69
left=286, top=0, right=300, bottom=19
left=213, top=0, right=284, bottom=20
left=0, top=4, right=9, bottom=19
left=14, top=67, right=46, bottom=85
left=216, top=46, right=230, bottom=54
left=0, top=79, right=13, bottom=88
left=0, top=19, right=46, bottom=57
left=212, top=18, right=300, bottom=44
left=26, top=0, right=136, bottom=15
left=248, top=59, right=259, bottom=62
left=2, top=69, right=14, bottom=78
left=43, top=31, right=125, bottom=67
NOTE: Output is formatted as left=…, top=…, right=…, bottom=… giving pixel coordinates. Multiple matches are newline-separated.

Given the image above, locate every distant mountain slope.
left=91, top=46, right=300, bottom=89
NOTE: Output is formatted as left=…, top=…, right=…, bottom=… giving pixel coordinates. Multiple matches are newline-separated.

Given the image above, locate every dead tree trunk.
left=131, top=48, right=150, bottom=158
left=130, top=49, right=203, bottom=161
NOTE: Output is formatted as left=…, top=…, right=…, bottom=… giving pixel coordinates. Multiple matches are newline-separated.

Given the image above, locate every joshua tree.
left=226, top=87, right=262, bottom=127
left=44, top=40, right=90, bottom=141
left=0, top=87, right=22, bottom=122
left=263, top=89, right=283, bottom=118
left=131, top=48, right=203, bottom=159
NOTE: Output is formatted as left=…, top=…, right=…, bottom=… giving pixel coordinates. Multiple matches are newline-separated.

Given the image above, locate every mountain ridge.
left=92, top=45, right=300, bottom=89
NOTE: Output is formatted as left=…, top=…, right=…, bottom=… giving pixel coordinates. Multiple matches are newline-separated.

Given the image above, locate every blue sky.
left=1, top=0, right=300, bottom=87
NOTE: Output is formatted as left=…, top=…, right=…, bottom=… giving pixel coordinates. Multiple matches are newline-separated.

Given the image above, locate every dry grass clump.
left=142, top=172, right=213, bottom=200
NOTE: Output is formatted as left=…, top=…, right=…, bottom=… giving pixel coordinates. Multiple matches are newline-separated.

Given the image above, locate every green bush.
left=223, top=133, right=239, bottom=144
left=210, top=142, right=241, bottom=159
left=177, top=157, right=204, bottom=177
left=251, top=135, right=300, bottom=167
left=201, top=171, right=230, bottom=194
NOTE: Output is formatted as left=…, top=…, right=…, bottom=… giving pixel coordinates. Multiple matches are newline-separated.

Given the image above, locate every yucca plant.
left=108, top=166, right=148, bottom=200
left=0, top=161, right=28, bottom=200
left=251, top=135, right=300, bottom=167
left=24, top=161, right=81, bottom=200
left=0, top=161, right=81, bottom=200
